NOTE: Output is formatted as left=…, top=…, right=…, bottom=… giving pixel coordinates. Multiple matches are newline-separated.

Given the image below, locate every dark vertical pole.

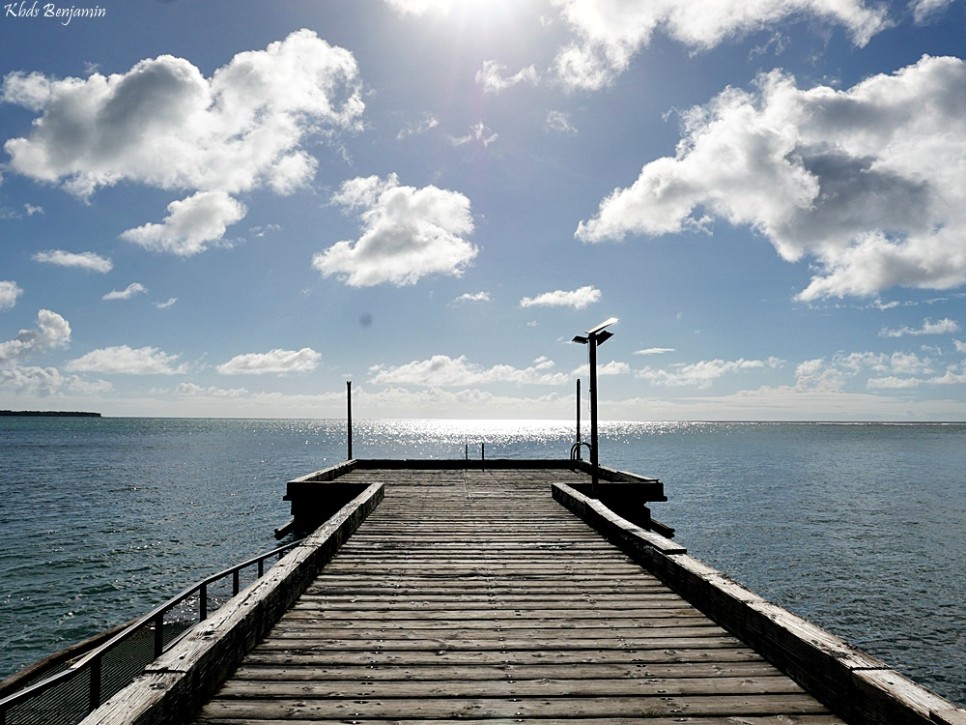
left=346, top=380, right=353, bottom=461
left=589, top=334, right=599, bottom=498
left=153, top=613, right=164, bottom=657
left=576, top=378, right=582, bottom=459
left=89, top=654, right=102, bottom=711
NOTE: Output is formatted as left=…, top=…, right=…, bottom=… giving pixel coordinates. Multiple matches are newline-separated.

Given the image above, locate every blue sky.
left=2, top=0, right=965, bottom=420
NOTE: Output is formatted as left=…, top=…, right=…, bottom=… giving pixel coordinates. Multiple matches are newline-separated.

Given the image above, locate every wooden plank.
left=242, top=647, right=767, bottom=667
left=227, top=660, right=783, bottom=681
left=212, top=674, right=807, bottom=699
left=197, top=693, right=834, bottom=720
left=195, top=717, right=846, bottom=725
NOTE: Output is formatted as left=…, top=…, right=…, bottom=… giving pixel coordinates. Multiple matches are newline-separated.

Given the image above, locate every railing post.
left=200, top=584, right=208, bottom=621
left=153, top=613, right=164, bottom=658
left=232, top=569, right=240, bottom=596
left=88, top=654, right=102, bottom=712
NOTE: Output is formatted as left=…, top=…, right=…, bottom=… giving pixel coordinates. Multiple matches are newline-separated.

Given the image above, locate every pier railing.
left=0, top=539, right=303, bottom=725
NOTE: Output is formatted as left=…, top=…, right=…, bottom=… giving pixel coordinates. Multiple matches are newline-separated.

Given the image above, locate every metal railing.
left=0, top=538, right=303, bottom=725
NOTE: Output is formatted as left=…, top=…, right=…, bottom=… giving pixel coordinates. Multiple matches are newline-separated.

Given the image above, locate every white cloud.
left=476, top=60, right=539, bottom=94
left=451, top=122, right=498, bottom=147
left=879, top=317, right=960, bottom=338
left=796, top=350, right=948, bottom=390
left=634, top=347, right=675, bottom=356
left=32, top=250, right=112, bottom=273
left=955, top=340, right=966, bottom=354
left=103, top=282, right=148, bottom=301
left=453, top=291, right=491, bottom=304
left=312, top=173, right=477, bottom=287
left=216, top=347, right=321, bottom=375
left=520, top=285, right=601, bottom=309
left=545, top=110, right=578, bottom=135
left=65, top=345, right=187, bottom=375
left=3, top=29, right=363, bottom=249
left=154, top=297, right=177, bottom=310
left=0, top=309, right=71, bottom=364
left=910, top=0, right=952, bottom=23
left=120, top=191, right=247, bottom=256
left=550, top=0, right=889, bottom=90
left=577, top=56, right=966, bottom=301
left=637, top=356, right=784, bottom=388
left=0, top=365, right=112, bottom=397
left=369, top=354, right=570, bottom=387
left=175, top=382, right=249, bottom=397
left=573, top=360, right=631, bottom=376
left=0, top=281, right=23, bottom=310
left=397, top=114, right=439, bottom=140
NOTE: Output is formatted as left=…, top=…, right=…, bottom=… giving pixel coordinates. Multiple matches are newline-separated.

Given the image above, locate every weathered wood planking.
left=193, top=468, right=846, bottom=724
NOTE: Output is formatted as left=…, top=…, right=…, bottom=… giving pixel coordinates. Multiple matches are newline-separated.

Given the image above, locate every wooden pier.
left=79, top=462, right=965, bottom=725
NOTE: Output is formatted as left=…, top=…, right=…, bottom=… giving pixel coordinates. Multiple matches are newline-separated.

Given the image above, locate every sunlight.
left=388, top=0, right=523, bottom=23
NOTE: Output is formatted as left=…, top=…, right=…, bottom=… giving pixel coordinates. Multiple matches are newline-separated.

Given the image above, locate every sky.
left=1, top=0, right=966, bottom=421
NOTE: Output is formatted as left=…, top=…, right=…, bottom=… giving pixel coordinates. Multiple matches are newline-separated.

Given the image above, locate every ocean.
left=0, top=417, right=963, bottom=706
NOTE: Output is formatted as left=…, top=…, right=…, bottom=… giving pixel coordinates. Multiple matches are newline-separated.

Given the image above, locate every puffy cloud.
left=313, top=174, right=477, bottom=287
left=476, top=61, right=539, bottom=94
left=637, top=356, right=784, bottom=388
left=573, top=360, right=631, bottom=376
left=796, top=350, right=947, bottom=390
left=634, top=347, right=675, bottom=356
left=0, top=365, right=112, bottom=396
left=32, top=250, right=112, bottom=272
left=0, top=281, right=23, bottom=310
left=550, top=0, right=889, bottom=90
left=369, top=354, right=570, bottom=387
left=0, top=309, right=71, bottom=365
left=120, top=191, right=247, bottom=256
left=577, top=56, right=966, bottom=301
left=102, top=282, right=147, bottom=300
left=65, top=345, right=186, bottom=374
left=216, top=347, right=321, bottom=375
left=879, top=318, right=959, bottom=338
left=453, top=291, right=491, bottom=304
left=3, top=30, right=363, bottom=250
left=520, top=285, right=601, bottom=309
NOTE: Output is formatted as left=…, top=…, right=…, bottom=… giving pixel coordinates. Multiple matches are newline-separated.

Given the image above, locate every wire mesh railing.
left=0, top=538, right=303, bottom=725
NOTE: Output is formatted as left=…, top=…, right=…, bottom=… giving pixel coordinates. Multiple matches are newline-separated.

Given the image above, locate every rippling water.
left=0, top=417, right=963, bottom=705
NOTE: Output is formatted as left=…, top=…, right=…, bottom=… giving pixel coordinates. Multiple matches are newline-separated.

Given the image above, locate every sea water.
left=0, top=417, right=963, bottom=705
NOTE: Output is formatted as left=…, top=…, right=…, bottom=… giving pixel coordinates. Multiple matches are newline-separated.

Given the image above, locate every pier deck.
left=193, top=467, right=842, bottom=724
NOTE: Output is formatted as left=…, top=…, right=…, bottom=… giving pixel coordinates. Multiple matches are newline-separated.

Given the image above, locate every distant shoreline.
left=0, top=410, right=101, bottom=417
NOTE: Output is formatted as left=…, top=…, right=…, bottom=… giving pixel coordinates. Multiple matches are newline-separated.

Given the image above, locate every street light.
left=573, top=317, right=618, bottom=498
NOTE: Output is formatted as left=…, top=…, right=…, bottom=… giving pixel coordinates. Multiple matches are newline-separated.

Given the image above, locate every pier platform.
left=78, top=462, right=964, bottom=725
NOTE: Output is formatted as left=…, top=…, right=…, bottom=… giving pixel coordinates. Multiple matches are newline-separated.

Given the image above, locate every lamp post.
left=573, top=317, right=618, bottom=498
